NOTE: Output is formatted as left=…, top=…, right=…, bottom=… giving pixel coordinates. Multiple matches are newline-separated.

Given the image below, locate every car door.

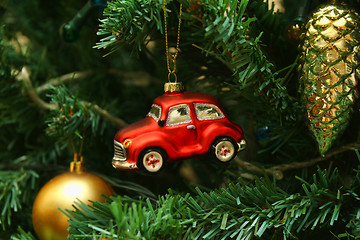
left=164, top=103, right=197, bottom=149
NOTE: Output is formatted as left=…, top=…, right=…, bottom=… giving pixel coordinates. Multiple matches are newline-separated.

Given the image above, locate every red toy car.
left=112, top=90, right=246, bottom=173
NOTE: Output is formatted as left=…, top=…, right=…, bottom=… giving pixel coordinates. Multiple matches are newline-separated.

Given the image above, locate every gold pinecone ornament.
left=299, top=0, right=360, bottom=155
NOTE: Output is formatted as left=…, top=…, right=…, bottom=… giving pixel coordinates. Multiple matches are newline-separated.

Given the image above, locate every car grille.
left=113, top=140, right=127, bottom=161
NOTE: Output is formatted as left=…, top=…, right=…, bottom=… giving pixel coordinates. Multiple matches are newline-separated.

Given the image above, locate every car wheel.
left=210, top=137, right=238, bottom=163
left=138, top=148, right=167, bottom=173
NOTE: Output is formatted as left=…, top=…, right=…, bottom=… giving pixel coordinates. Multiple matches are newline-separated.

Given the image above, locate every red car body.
left=112, top=91, right=246, bottom=172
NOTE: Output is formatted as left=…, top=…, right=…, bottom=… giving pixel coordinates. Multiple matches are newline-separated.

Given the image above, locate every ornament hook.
left=168, top=72, right=177, bottom=83
left=70, top=153, right=84, bottom=173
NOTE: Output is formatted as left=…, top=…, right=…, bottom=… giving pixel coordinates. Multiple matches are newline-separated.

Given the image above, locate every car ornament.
left=111, top=1, right=246, bottom=174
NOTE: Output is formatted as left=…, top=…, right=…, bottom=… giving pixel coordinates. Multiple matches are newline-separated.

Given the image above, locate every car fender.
left=128, top=132, right=177, bottom=163
left=199, top=122, right=243, bottom=149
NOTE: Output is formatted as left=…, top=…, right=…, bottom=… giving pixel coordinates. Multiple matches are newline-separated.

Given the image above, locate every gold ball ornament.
left=285, top=20, right=303, bottom=45
left=32, top=163, right=113, bottom=240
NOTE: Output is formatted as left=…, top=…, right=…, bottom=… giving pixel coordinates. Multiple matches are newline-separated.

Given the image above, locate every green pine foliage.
left=66, top=167, right=360, bottom=239
left=0, top=170, right=38, bottom=230
left=1, top=0, right=360, bottom=239
left=46, top=85, right=101, bottom=145
left=10, top=227, right=36, bottom=240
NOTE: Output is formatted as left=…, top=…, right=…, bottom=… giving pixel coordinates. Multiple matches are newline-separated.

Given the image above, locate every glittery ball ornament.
left=285, top=20, right=303, bottom=45
left=32, top=160, right=113, bottom=240
left=298, top=1, right=360, bottom=155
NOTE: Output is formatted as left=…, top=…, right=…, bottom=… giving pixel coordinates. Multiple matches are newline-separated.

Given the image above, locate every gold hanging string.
left=163, top=0, right=182, bottom=82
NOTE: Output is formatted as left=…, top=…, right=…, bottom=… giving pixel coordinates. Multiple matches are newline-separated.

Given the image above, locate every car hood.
left=115, top=117, right=156, bottom=142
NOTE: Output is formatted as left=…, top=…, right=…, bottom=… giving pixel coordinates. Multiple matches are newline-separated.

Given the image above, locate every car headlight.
left=123, top=139, right=132, bottom=148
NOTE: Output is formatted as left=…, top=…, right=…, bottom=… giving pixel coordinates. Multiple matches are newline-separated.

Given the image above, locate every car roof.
left=153, top=91, right=221, bottom=109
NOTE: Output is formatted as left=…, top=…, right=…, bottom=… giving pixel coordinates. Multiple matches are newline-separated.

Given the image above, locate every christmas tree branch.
left=16, top=67, right=57, bottom=110
left=36, top=69, right=158, bottom=93
left=16, top=67, right=128, bottom=128
left=236, top=142, right=360, bottom=180
left=83, top=102, right=128, bottom=128
left=36, top=70, right=94, bottom=93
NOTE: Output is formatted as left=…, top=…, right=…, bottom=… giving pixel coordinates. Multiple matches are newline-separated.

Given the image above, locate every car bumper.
left=237, top=139, right=246, bottom=151
left=112, top=159, right=138, bottom=170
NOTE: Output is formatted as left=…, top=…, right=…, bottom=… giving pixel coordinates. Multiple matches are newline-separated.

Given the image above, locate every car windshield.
left=147, top=104, right=161, bottom=121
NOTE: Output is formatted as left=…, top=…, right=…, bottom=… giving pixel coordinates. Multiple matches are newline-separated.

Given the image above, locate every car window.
left=194, top=103, right=224, bottom=120
left=166, top=104, right=191, bottom=126
left=147, top=104, right=161, bottom=121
